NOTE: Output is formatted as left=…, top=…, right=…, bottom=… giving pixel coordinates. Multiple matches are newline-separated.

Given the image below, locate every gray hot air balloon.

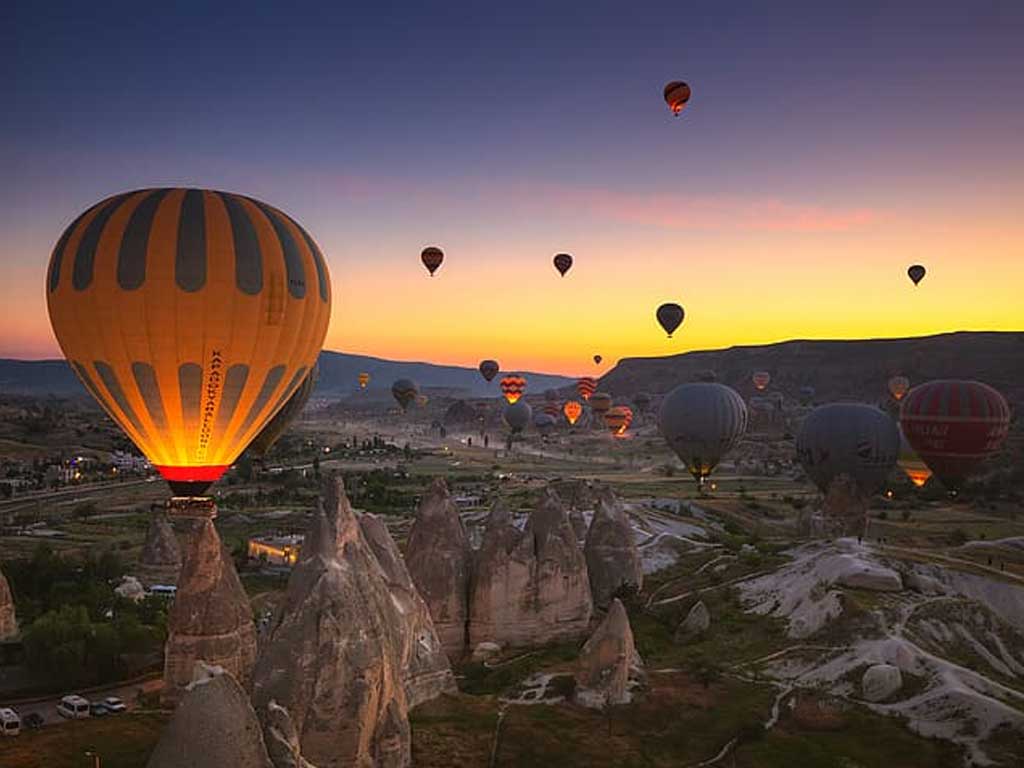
left=796, top=404, right=899, bottom=497
left=658, top=383, right=748, bottom=484
left=533, top=412, right=557, bottom=434
left=503, top=400, right=533, bottom=434
left=248, top=363, right=319, bottom=457
left=392, top=378, right=419, bottom=411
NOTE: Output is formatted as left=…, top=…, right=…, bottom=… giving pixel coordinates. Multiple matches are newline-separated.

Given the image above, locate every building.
left=248, top=534, right=304, bottom=566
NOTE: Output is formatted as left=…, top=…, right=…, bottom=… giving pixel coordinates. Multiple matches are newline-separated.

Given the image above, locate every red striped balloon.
left=500, top=374, right=527, bottom=404
left=900, top=380, right=1011, bottom=491
left=576, top=376, right=597, bottom=401
left=604, top=405, right=633, bottom=437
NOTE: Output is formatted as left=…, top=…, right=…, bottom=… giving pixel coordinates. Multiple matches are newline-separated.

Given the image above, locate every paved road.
left=4, top=675, right=163, bottom=728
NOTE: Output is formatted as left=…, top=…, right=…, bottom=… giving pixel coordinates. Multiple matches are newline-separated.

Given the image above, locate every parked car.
left=88, top=702, right=110, bottom=717
left=0, top=707, right=21, bottom=737
left=22, top=712, right=44, bottom=730
left=103, top=696, right=126, bottom=713
left=57, top=695, right=90, bottom=719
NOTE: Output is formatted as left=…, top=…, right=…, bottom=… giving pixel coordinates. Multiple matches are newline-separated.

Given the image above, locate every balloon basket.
left=167, top=496, right=218, bottom=520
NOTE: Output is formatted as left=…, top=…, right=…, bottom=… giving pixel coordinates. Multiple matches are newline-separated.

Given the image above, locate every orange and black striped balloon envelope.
left=500, top=375, right=527, bottom=404
left=46, top=188, right=331, bottom=496
left=576, top=376, right=597, bottom=401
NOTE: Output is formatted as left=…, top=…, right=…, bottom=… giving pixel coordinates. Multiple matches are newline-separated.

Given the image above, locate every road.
left=3, top=675, right=163, bottom=728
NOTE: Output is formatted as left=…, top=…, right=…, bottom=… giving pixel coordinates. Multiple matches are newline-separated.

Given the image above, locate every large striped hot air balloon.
left=898, top=427, right=932, bottom=488
left=46, top=188, right=331, bottom=496
left=604, top=405, right=633, bottom=437
left=248, top=364, right=319, bottom=458
left=576, top=376, right=597, bottom=401
left=888, top=375, right=910, bottom=401
left=752, top=371, right=771, bottom=391
left=500, top=374, right=527, bottom=404
left=589, top=392, right=613, bottom=416
left=392, top=379, right=418, bottom=411
left=900, top=380, right=1010, bottom=491
left=796, top=404, right=900, bottom=497
left=358, top=372, right=370, bottom=389
left=563, top=400, right=582, bottom=425
left=659, top=384, right=747, bottom=484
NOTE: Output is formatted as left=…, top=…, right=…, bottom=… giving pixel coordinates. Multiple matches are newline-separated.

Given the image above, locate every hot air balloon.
left=593, top=354, right=603, bottom=365
left=658, top=383, right=747, bottom=484
left=589, top=392, right=613, bottom=415
left=752, top=371, right=771, bottom=391
left=543, top=401, right=561, bottom=418
left=888, top=376, right=910, bottom=401
left=500, top=374, right=527, bottom=404
left=798, top=385, right=816, bottom=406
left=544, top=388, right=559, bottom=403
left=898, top=427, right=932, bottom=488
left=503, top=400, right=532, bottom=434
left=45, top=188, right=332, bottom=497
left=796, top=404, right=900, bottom=497
left=416, top=393, right=429, bottom=407
left=900, top=380, right=1010, bottom=491
left=248, top=364, right=319, bottom=458
left=534, top=412, right=557, bottom=434
left=656, top=303, right=685, bottom=338
left=358, top=372, right=370, bottom=389
left=663, top=81, right=691, bottom=116
left=576, top=376, right=597, bottom=401
left=479, top=359, right=499, bottom=382
left=634, top=392, right=652, bottom=413
left=553, top=253, right=573, bottom=277
left=392, top=379, right=419, bottom=411
left=907, top=264, right=926, bottom=286
left=563, top=400, right=583, bottom=425
left=604, top=405, right=633, bottom=437
left=421, top=246, right=444, bottom=276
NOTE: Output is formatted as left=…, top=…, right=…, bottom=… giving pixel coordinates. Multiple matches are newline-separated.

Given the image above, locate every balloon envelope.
left=553, top=253, right=573, bottom=276
left=563, top=400, right=583, bottom=425
left=46, top=188, right=332, bottom=496
left=503, top=400, right=532, bottom=433
left=656, top=303, right=685, bottom=337
left=900, top=380, right=1010, bottom=491
left=898, top=427, right=933, bottom=488
left=888, top=375, right=910, bottom=401
left=604, top=405, right=633, bottom=437
left=796, top=404, right=900, bottom=496
left=500, top=374, right=527, bottom=404
left=589, top=392, right=613, bottom=414
left=358, top=372, right=370, bottom=389
left=593, top=354, right=602, bottom=365
left=658, top=383, right=747, bottom=482
left=907, top=264, right=926, bottom=285
left=479, top=359, right=499, bottom=382
left=663, top=81, right=692, bottom=115
left=576, top=376, right=597, bottom=401
left=752, top=371, right=771, bottom=391
left=392, top=378, right=419, bottom=411
left=421, top=246, right=444, bottom=276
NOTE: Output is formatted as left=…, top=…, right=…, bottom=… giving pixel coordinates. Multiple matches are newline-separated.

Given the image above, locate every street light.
left=85, top=751, right=101, bottom=768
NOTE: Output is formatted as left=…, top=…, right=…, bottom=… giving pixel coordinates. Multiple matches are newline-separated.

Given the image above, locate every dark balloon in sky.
left=907, top=264, right=926, bottom=286
left=421, top=246, right=444, bottom=276
left=553, top=253, right=573, bottom=276
left=656, top=303, right=685, bottom=337
left=664, top=81, right=692, bottom=116
left=479, top=359, right=499, bottom=382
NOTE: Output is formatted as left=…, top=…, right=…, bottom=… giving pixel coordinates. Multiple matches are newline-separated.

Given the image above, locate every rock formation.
left=674, top=600, right=710, bottom=642
left=469, top=490, right=592, bottom=648
left=861, top=663, right=903, bottom=702
left=251, top=475, right=411, bottom=768
left=138, top=509, right=182, bottom=585
left=0, top=566, right=17, bottom=640
left=584, top=487, right=643, bottom=607
left=575, top=599, right=642, bottom=706
left=114, top=575, right=146, bottom=603
left=162, top=517, right=257, bottom=705
left=405, top=478, right=470, bottom=659
left=821, top=474, right=869, bottom=538
left=359, top=511, right=455, bottom=707
left=569, top=509, right=588, bottom=542
left=148, top=663, right=272, bottom=768
left=264, top=701, right=316, bottom=768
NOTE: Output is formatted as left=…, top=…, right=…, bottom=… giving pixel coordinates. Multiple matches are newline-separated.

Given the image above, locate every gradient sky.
left=4, top=1, right=1023, bottom=375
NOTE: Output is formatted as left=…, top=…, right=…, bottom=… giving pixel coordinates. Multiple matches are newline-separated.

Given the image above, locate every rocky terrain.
left=0, top=565, right=16, bottom=640
left=137, top=510, right=182, bottom=586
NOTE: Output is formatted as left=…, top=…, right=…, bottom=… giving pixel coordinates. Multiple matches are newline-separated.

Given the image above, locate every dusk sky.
left=5, top=1, right=1023, bottom=375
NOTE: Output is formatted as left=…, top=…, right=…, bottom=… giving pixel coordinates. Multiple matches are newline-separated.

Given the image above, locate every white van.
left=57, top=695, right=90, bottom=719
left=0, top=707, right=21, bottom=736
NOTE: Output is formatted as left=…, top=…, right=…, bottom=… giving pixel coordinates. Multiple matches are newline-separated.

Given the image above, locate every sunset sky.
left=4, top=1, right=1023, bottom=375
